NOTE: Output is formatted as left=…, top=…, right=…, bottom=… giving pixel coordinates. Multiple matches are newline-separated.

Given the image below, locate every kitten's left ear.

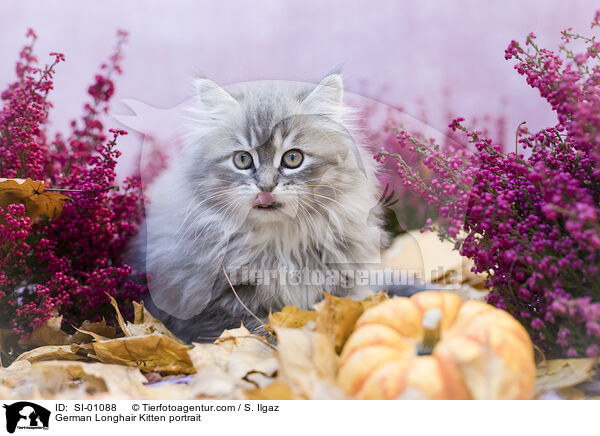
left=193, top=77, right=238, bottom=108
left=301, top=73, right=344, bottom=112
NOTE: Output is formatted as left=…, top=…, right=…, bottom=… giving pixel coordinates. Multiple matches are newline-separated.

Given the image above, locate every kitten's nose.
left=253, top=191, right=276, bottom=208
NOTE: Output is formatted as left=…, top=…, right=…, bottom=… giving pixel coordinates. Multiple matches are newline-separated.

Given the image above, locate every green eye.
left=281, top=149, right=304, bottom=169
left=233, top=151, right=253, bottom=169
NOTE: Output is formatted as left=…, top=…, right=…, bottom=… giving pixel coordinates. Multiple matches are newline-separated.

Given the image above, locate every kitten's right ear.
left=193, top=78, right=238, bottom=107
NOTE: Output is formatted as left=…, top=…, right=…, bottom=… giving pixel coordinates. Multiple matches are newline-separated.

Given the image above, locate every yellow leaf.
left=0, top=178, right=69, bottom=219
left=314, top=292, right=365, bottom=353
left=268, top=305, right=317, bottom=329
left=245, top=380, right=295, bottom=400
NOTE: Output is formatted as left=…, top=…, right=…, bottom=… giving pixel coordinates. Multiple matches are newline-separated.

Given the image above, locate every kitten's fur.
left=132, top=74, right=386, bottom=342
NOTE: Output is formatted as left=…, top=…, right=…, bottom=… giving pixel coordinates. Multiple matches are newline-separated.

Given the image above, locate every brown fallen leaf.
left=535, top=358, right=599, bottom=397
left=268, top=306, right=317, bottom=329
left=0, top=178, right=69, bottom=220
left=18, top=313, right=116, bottom=351
left=245, top=380, right=294, bottom=400
left=314, top=292, right=365, bottom=353
left=24, top=361, right=188, bottom=399
left=107, top=296, right=185, bottom=344
left=274, top=326, right=344, bottom=399
left=90, top=334, right=195, bottom=374
left=18, top=313, right=72, bottom=348
left=70, top=320, right=116, bottom=343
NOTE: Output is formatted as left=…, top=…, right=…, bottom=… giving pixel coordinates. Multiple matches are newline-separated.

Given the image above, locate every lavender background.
left=0, top=0, right=597, bottom=175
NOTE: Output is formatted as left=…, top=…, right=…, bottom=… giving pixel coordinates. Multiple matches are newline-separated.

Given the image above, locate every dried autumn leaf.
left=268, top=305, right=317, bottom=329
left=18, top=314, right=116, bottom=351
left=274, top=326, right=344, bottom=399
left=383, top=230, right=486, bottom=286
left=0, top=178, right=69, bottom=219
left=188, top=324, right=277, bottom=390
left=18, top=314, right=72, bottom=347
left=108, top=296, right=185, bottom=344
left=31, top=361, right=187, bottom=400
left=0, top=358, right=192, bottom=400
left=90, top=334, right=195, bottom=374
left=71, top=319, right=116, bottom=343
left=186, top=366, right=249, bottom=399
left=314, top=292, right=365, bottom=353
left=0, top=360, right=33, bottom=386
left=359, top=291, right=389, bottom=311
left=535, top=358, right=598, bottom=397
left=227, top=337, right=277, bottom=387
left=14, top=344, right=92, bottom=363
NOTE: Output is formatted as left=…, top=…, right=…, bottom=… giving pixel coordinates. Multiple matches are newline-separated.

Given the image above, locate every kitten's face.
left=185, top=75, right=364, bottom=230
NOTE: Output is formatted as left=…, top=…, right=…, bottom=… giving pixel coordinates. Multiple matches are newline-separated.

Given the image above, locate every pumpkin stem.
left=418, top=308, right=442, bottom=355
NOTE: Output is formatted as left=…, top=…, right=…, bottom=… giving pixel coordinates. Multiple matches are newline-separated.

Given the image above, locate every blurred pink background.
left=0, top=0, right=598, bottom=175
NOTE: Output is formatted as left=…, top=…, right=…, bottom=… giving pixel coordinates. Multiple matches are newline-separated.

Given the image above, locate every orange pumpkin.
left=337, top=291, right=535, bottom=399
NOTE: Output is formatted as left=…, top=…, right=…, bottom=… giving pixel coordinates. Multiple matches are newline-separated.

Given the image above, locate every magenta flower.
left=0, top=29, right=146, bottom=338
left=379, top=12, right=600, bottom=357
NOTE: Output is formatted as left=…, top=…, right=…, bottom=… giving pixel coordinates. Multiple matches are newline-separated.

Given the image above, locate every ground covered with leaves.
left=0, top=233, right=597, bottom=400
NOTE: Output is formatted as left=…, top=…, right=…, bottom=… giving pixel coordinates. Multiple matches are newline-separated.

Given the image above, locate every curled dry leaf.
left=14, top=344, right=93, bottom=363
left=314, top=292, right=388, bottom=353
left=90, top=334, right=195, bottom=374
left=18, top=314, right=116, bottom=350
left=314, top=293, right=364, bottom=353
left=535, top=358, right=599, bottom=397
left=188, top=324, right=277, bottom=396
left=0, top=178, right=69, bottom=220
left=70, top=320, right=116, bottom=343
left=107, top=295, right=184, bottom=344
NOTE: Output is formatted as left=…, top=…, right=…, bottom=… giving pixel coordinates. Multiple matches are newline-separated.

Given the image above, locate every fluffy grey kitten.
left=133, top=74, right=386, bottom=342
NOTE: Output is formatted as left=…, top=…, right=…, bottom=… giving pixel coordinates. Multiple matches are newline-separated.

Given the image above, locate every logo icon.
left=3, top=402, right=50, bottom=433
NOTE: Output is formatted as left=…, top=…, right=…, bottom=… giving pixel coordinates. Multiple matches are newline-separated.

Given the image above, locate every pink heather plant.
left=377, top=13, right=600, bottom=358
left=0, top=29, right=147, bottom=340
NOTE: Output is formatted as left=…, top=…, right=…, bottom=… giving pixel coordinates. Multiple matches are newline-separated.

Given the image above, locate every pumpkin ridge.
left=432, top=353, right=472, bottom=399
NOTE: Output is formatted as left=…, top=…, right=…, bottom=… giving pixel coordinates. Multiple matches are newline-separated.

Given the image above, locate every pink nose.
left=252, top=191, right=276, bottom=208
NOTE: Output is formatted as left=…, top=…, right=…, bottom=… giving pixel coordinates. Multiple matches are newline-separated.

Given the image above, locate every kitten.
left=132, top=74, right=387, bottom=341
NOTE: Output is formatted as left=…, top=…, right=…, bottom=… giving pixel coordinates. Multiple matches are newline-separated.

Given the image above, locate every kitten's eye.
left=281, top=149, right=304, bottom=169
left=233, top=151, right=253, bottom=169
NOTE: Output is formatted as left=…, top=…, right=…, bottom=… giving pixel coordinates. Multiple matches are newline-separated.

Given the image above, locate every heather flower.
left=380, top=13, right=600, bottom=357
left=0, top=29, right=146, bottom=339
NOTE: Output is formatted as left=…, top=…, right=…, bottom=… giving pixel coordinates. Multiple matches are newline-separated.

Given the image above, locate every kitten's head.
left=182, top=74, right=377, bottom=235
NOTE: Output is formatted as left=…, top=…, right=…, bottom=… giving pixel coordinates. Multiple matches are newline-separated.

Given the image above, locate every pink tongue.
left=253, top=192, right=276, bottom=208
